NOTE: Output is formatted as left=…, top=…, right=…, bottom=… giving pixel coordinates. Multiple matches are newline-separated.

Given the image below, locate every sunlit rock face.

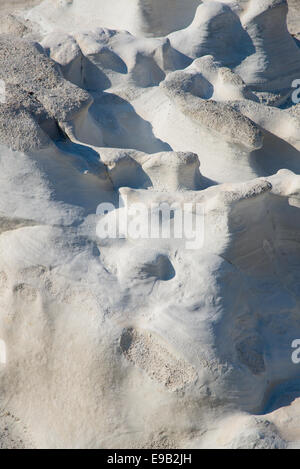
left=0, top=0, right=300, bottom=449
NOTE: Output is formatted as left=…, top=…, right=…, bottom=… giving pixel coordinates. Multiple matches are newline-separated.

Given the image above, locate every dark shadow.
left=56, top=139, right=105, bottom=173
left=251, top=129, right=300, bottom=177
left=88, top=47, right=128, bottom=75
left=200, top=176, right=219, bottom=190
left=140, top=0, right=201, bottom=36
left=205, top=7, right=256, bottom=67
left=142, top=255, right=176, bottom=281
left=293, top=36, right=300, bottom=49
left=107, top=153, right=153, bottom=190
left=82, top=56, right=112, bottom=91
left=130, top=52, right=166, bottom=87
left=170, top=4, right=255, bottom=68
left=260, top=377, right=300, bottom=415
left=90, top=91, right=173, bottom=153
left=166, top=47, right=193, bottom=71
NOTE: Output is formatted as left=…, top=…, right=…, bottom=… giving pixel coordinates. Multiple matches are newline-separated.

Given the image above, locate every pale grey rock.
left=160, top=68, right=263, bottom=150
left=168, top=1, right=254, bottom=66
left=236, top=0, right=300, bottom=100
left=0, top=36, right=92, bottom=151
left=27, top=0, right=202, bottom=37
left=0, top=14, right=30, bottom=36
left=0, top=0, right=300, bottom=451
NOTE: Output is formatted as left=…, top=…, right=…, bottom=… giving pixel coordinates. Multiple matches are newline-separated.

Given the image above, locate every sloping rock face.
left=0, top=36, right=93, bottom=152
left=0, top=0, right=300, bottom=449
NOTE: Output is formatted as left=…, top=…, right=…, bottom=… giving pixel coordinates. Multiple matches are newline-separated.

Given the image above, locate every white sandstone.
left=0, top=0, right=300, bottom=450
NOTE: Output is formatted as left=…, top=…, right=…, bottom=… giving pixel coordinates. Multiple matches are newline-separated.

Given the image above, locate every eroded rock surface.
left=1, top=0, right=300, bottom=450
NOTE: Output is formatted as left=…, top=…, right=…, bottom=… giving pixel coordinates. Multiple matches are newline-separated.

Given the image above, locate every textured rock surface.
left=0, top=0, right=300, bottom=450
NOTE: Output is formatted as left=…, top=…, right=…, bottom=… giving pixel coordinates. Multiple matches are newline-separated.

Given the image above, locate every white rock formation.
left=0, top=0, right=300, bottom=449
left=26, top=0, right=203, bottom=37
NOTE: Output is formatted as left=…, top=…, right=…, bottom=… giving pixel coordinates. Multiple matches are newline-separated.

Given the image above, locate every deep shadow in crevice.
left=251, top=129, right=300, bottom=177
left=259, top=377, right=300, bottom=415
left=90, top=92, right=173, bottom=153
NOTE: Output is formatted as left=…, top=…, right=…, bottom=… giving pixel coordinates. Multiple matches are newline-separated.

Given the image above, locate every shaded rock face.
left=168, top=2, right=256, bottom=66
left=136, top=0, right=203, bottom=36
left=0, top=0, right=300, bottom=450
